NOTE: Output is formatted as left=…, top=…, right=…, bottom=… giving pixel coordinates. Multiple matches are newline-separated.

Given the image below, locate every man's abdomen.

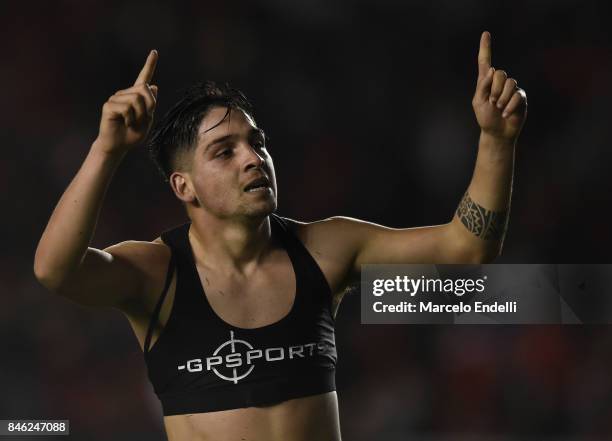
left=163, top=391, right=341, bottom=441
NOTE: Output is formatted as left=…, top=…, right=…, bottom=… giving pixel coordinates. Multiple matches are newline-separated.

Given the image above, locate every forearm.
left=451, top=131, right=515, bottom=261
left=34, top=141, right=124, bottom=288
left=467, top=131, right=514, bottom=210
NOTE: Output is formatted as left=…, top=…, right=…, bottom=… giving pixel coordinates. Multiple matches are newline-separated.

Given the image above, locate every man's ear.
left=169, top=171, right=197, bottom=204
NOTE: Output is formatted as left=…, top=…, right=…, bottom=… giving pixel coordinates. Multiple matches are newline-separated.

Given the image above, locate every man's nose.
left=242, top=144, right=265, bottom=171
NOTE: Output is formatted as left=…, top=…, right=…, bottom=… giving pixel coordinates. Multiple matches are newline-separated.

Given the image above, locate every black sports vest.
left=143, top=214, right=337, bottom=416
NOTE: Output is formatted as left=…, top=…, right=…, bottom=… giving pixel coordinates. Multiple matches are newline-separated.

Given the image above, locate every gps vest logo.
left=177, top=331, right=326, bottom=384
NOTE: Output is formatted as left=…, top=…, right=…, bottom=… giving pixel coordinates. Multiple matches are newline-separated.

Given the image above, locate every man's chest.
left=194, top=251, right=297, bottom=329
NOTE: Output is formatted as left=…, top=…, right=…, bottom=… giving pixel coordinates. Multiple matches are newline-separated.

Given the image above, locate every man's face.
left=183, top=106, right=277, bottom=219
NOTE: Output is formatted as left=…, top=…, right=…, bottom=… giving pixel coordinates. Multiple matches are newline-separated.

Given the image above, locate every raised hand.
left=95, top=50, right=159, bottom=154
left=472, top=32, right=527, bottom=142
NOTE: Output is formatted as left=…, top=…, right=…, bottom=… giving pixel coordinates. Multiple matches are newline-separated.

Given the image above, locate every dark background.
left=2, top=0, right=612, bottom=440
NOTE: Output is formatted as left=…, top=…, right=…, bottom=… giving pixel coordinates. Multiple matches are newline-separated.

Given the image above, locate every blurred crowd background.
left=2, top=0, right=612, bottom=440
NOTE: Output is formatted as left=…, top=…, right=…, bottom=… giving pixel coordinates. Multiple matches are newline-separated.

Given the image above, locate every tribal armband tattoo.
left=455, top=192, right=508, bottom=240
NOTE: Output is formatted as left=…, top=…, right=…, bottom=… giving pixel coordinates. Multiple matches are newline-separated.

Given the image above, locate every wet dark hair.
left=148, top=81, right=255, bottom=181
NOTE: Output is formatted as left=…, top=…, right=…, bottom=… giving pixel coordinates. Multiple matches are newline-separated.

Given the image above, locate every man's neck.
left=188, top=211, right=273, bottom=274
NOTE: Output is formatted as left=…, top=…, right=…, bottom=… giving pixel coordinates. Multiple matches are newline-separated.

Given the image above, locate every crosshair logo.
left=177, top=331, right=325, bottom=384
left=211, top=331, right=255, bottom=384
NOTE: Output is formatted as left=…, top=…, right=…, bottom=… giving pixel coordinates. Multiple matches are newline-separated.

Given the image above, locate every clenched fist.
left=94, top=50, right=159, bottom=155
left=472, top=32, right=527, bottom=142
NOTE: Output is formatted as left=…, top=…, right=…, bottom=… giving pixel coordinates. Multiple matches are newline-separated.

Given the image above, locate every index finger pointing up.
left=478, top=31, right=492, bottom=79
left=134, top=50, right=158, bottom=86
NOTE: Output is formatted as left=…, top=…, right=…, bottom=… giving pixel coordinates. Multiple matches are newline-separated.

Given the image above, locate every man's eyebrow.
left=202, top=128, right=266, bottom=153
left=202, top=134, right=236, bottom=153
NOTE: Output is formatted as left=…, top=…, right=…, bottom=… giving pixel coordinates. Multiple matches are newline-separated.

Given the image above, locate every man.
left=34, top=31, right=526, bottom=441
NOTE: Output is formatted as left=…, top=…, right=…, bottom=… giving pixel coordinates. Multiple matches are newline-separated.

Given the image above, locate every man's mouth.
left=244, top=176, right=271, bottom=193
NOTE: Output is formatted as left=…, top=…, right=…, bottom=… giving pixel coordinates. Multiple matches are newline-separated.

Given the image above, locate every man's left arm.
left=361, top=31, right=526, bottom=265
left=362, top=31, right=526, bottom=265
left=303, top=32, right=527, bottom=282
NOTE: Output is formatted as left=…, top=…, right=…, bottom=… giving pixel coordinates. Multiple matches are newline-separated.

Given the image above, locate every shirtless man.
left=34, top=32, right=526, bottom=441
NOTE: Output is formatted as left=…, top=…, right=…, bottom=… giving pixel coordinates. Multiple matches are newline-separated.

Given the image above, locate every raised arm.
left=34, top=51, right=163, bottom=309
left=301, top=32, right=527, bottom=288
left=459, top=30, right=527, bottom=254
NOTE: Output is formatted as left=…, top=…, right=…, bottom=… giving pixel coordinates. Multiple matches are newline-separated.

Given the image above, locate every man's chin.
left=242, top=198, right=277, bottom=219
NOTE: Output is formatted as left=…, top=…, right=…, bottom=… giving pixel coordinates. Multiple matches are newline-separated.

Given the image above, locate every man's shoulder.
left=103, top=238, right=171, bottom=274
left=280, top=215, right=369, bottom=250
left=278, top=215, right=370, bottom=294
left=283, top=215, right=369, bottom=234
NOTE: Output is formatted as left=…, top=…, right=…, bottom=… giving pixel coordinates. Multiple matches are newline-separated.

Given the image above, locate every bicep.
left=54, top=242, right=154, bottom=310
left=320, top=217, right=478, bottom=275
left=355, top=221, right=459, bottom=267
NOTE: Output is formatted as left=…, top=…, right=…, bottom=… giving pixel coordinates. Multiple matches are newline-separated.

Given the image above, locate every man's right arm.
left=34, top=50, right=161, bottom=310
